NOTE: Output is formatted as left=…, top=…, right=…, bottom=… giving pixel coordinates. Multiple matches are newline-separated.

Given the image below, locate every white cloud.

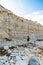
left=0, top=0, right=24, bottom=16
left=23, top=10, right=43, bottom=25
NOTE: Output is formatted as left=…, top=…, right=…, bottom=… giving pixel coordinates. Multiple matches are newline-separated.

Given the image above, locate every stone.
left=28, top=55, right=40, bottom=65
left=4, top=46, right=9, bottom=50
left=38, top=46, right=43, bottom=50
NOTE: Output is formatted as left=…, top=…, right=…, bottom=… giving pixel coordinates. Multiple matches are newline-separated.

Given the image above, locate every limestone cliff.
left=0, top=5, right=43, bottom=41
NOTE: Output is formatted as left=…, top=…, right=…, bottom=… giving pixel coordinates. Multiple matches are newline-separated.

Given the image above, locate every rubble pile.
left=0, top=42, right=43, bottom=65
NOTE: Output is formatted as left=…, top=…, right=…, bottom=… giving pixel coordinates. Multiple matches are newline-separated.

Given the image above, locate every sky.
left=0, top=0, right=43, bottom=25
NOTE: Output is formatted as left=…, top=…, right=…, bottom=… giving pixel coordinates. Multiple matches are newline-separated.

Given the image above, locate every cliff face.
left=0, top=5, right=43, bottom=41
left=0, top=5, right=28, bottom=40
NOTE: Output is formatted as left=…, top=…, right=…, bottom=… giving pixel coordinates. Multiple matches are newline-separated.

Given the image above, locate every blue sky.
left=22, top=0, right=43, bottom=13
left=0, top=0, right=43, bottom=25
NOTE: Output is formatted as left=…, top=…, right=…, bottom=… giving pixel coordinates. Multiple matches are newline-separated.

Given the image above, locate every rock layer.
left=0, top=5, right=43, bottom=41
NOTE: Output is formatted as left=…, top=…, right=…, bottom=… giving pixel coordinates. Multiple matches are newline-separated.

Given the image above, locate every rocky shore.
left=0, top=40, right=43, bottom=65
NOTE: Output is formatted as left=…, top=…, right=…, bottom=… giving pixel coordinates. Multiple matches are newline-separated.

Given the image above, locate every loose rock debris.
left=0, top=42, right=43, bottom=65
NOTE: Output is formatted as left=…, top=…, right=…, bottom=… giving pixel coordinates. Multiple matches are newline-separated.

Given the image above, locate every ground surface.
left=0, top=40, right=43, bottom=65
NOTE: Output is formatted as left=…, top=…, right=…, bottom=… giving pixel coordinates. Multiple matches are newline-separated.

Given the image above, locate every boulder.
left=28, top=55, right=40, bottom=65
